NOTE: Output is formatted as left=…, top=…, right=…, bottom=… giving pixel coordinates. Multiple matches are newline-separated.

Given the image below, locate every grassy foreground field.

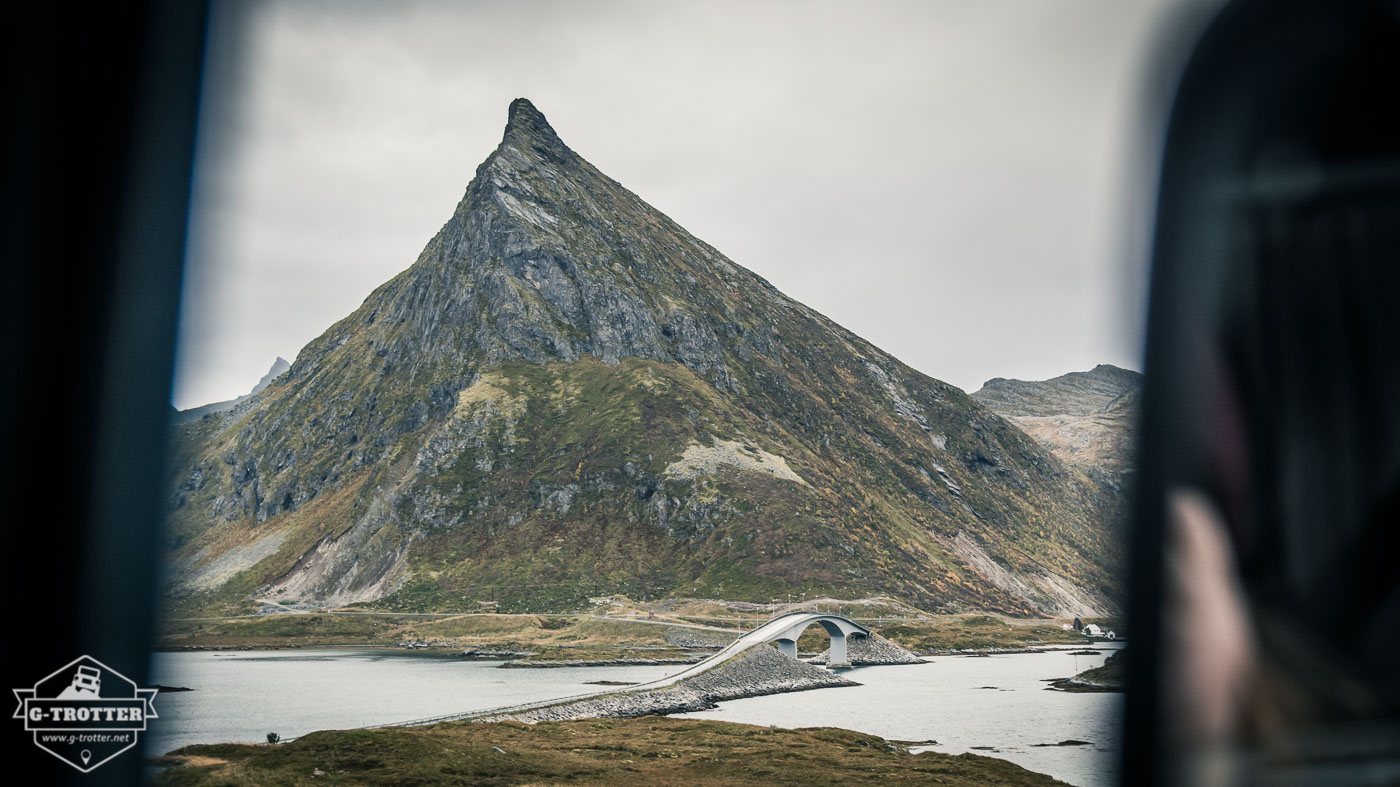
left=151, top=717, right=1066, bottom=786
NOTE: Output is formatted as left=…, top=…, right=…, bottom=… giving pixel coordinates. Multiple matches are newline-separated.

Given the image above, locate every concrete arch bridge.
left=748, top=612, right=870, bottom=668
left=362, top=612, right=875, bottom=731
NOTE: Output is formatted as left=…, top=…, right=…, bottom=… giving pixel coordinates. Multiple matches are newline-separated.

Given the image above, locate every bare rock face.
left=972, top=365, right=1141, bottom=534
left=165, top=99, right=1124, bottom=619
left=973, top=365, right=1140, bottom=419
left=974, top=364, right=1136, bottom=554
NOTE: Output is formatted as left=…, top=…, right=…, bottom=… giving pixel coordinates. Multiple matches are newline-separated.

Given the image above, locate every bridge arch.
left=755, top=613, right=870, bottom=668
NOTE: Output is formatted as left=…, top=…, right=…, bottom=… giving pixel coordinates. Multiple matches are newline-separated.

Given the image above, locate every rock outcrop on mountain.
left=972, top=365, right=1141, bottom=517
left=165, top=100, right=1123, bottom=619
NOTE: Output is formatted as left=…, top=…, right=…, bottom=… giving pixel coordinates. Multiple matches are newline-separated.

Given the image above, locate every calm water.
left=148, top=645, right=1122, bottom=786
left=678, top=646, right=1124, bottom=787
left=146, top=650, right=681, bottom=754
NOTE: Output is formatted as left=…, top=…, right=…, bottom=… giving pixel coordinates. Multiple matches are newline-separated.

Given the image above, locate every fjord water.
left=148, top=646, right=1122, bottom=787
left=679, top=645, right=1124, bottom=787
left=146, top=651, right=681, bottom=754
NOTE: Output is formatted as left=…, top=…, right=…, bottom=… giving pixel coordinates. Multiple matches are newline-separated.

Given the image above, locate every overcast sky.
left=174, top=0, right=1197, bottom=410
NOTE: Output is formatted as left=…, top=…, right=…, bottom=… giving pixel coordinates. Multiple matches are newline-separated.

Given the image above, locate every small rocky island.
left=1049, top=649, right=1125, bottom=692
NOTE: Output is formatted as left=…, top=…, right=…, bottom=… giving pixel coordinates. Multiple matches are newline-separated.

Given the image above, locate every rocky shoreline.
left=499, top=655, right=706, bottom=668
left=662, top=627, right=740, bottom=648
left=1048, top=649, right=1124, bottom=692
left=458, top=648, right=537, bottom=660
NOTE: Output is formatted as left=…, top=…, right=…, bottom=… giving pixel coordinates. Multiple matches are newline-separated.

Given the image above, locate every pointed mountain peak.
left=252, top=357, right=291, bottom=394
left=166, top=96, right=1124, bottom=623
left=503, top=98, right=560, bottom=143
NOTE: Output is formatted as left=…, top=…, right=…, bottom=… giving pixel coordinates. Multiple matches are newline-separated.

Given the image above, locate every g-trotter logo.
left=12, top=655, right=158, bottom=772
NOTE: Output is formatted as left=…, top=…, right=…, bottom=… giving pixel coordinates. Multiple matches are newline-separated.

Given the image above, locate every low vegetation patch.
left=873, top=615, right=1086, bottom=653
left=1049, top=649, right=1125, bottom=692
left=159, top=612, right=674, bottom=654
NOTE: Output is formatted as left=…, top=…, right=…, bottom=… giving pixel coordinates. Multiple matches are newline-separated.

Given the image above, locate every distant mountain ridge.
left=165, top=100, right=1123, bottom=619
left=972, top=365, right=1141, bottom=511
left=973, top=364, right=1141, bottom=419
left=174, top=357, right=290, bottom=424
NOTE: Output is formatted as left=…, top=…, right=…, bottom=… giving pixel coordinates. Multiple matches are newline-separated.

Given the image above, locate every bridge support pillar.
left=776, top=639, right=797, bottom=659
left=828, top=632, right=850, bottom=668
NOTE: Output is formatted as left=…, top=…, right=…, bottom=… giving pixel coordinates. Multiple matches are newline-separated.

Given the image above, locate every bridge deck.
left=350, top=612, right=867, bottom=731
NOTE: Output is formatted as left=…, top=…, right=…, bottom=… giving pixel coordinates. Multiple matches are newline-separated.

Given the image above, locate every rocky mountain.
left=972, top=365, right=1141, bottom=509
left=165, top=99, right=1122, bottom=619
left=175, top=357, right=291, bottom=424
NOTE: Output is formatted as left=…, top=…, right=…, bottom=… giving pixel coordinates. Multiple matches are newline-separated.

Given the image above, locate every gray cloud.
left=174, top=0, right=1187, bottom=409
